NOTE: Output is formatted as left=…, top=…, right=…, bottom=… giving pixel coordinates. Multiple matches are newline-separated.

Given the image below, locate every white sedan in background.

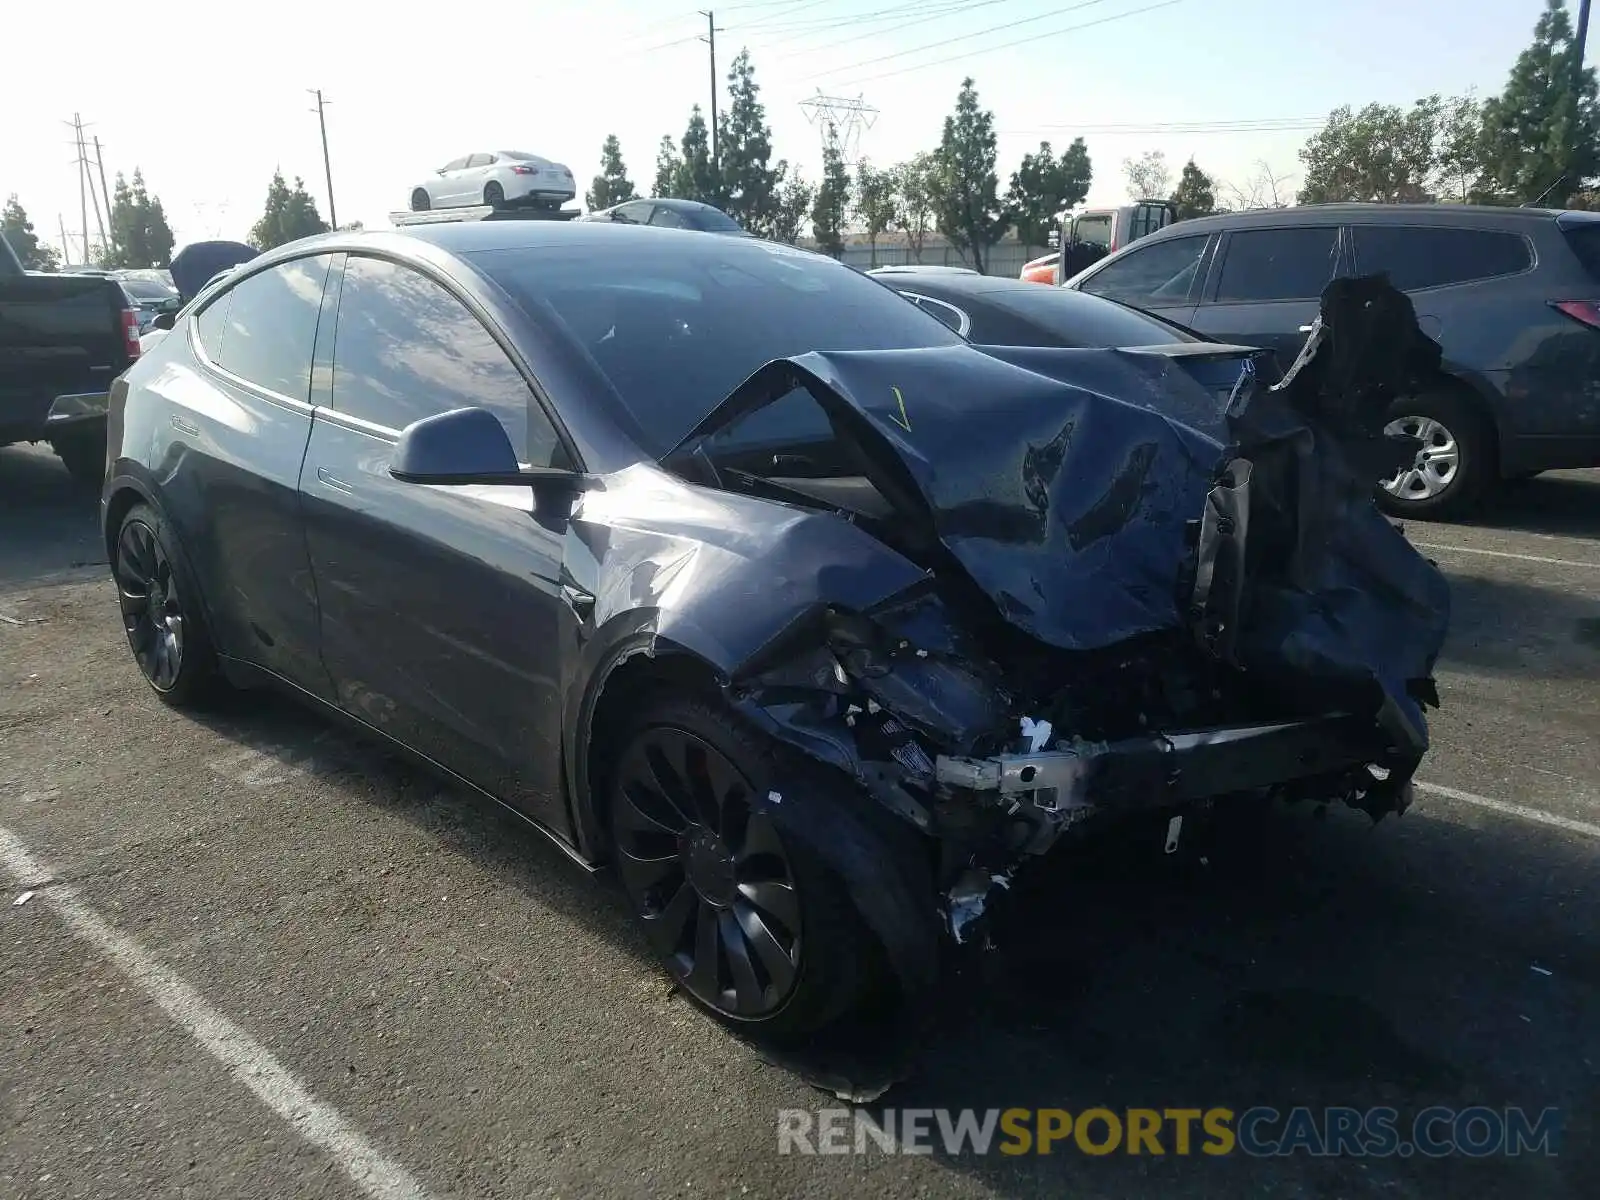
left=409, top=151, right=576, bottom=211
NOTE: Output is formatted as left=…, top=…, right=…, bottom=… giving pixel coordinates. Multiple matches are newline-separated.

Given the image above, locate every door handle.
left=170, top=415, right=200, bottom=437
left=315, top=466, right=353, bottom=493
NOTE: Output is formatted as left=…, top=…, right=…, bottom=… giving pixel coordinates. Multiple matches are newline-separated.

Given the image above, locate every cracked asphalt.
left=2, top=439, right=1597, bottom=1199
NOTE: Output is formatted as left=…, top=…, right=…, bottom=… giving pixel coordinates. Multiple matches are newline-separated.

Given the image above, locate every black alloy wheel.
left=484, top=181, right=505, bottom=209
left=112, top=505, right=218, bottom=706
left=116, top=517, right=186, bottom=690
left=410, top=188, right=431, bottom=212
left=611, top=725, right=804, bottom=1021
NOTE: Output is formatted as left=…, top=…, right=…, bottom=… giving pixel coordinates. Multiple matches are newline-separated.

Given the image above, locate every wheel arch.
left=567, top=628, right=728, bottom=865
left=1421, top=365, right=1506, bottom=477
left=102, top=471, right=228, bottom=660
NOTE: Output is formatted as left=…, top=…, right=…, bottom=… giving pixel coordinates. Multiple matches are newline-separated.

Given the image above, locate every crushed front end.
left=670, top=274, right=1452, bottom=946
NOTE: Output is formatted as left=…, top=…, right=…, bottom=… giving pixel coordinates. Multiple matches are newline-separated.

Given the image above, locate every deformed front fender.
left=558, top=463, right=934, bottom=857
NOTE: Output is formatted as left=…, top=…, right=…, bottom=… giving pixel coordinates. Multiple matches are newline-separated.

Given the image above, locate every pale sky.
left=0, top=0, right=1568, bottom=256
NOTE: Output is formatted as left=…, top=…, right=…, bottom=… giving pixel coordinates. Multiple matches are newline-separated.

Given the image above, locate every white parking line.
left=1414, top=781, right=1600, bottom=839
left=1410, top=542, right=1600, bottom=570
left=0, top=826, right=432, bottom=1200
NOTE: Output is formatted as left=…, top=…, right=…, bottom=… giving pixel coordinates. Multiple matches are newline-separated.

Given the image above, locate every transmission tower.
left=799, top=91, right=879, bottom=165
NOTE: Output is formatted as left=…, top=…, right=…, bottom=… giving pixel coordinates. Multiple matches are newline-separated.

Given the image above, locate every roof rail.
left=389, top=205, right=582, bottom=227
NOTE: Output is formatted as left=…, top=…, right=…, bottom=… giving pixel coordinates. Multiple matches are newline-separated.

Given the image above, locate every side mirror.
left=152, top=311, right=177, bottom=331
left=390, top=406, right=581, bottom=493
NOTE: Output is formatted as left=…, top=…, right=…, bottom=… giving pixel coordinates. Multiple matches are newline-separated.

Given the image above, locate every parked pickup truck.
left=1, top=230, right=141, bottom=485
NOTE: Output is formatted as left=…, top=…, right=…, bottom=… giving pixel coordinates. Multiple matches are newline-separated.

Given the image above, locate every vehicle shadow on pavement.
left=186, top=691, right=1597, bottom=1200
left=1455, top=469, right=1600, bottom=540
left=0, top=445, right=103, bottom=589
left=1437, top=571, right=1600, bottom=682
left=873, top=803, right=1598, bottom=1199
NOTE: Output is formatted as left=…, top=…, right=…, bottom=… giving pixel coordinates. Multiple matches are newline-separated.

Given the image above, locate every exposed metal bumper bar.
left=936, top=714, right=1391, bottom=814
left=45, top=392, right=110, bottom=426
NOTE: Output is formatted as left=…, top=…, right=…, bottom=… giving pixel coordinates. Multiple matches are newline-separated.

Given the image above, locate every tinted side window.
left=211, top=255, right=332, bottom=400
left=443, top=157, right=469, bottom=171
left=650, top=206, right=689, bottom=229
left=1353, top=225, right=1532, bottom=290
left=1080, top=233, right=1208, bottom=307
left=330, top=256, right=558, bottom=466
left=614, top=201, right=652, bottom=223
left=1215, top=227, right=1339, bottom=302
left=194, top=288, right=233, bottom=360
left=905, top=293, right=967, bottom=334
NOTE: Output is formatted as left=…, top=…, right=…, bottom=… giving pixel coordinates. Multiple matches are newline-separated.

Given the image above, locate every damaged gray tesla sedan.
left=103, top=221, right=1449, bottom=1040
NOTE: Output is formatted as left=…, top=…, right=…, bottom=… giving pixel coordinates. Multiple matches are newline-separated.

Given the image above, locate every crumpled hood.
left=666, top=275, right=1451, bottom=748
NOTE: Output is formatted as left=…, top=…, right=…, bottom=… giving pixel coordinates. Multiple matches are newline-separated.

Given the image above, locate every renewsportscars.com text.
left=777, top=1106, right=1561, bottom=1158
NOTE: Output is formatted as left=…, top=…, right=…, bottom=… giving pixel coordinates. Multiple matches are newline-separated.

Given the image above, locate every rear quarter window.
left=1352, top=225, right=1533, bottom=290
left=1560, top=223, right=1600, bottom=280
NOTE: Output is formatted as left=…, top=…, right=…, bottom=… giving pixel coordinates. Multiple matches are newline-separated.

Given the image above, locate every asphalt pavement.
left=2, top=440, right=1597, bottom=1199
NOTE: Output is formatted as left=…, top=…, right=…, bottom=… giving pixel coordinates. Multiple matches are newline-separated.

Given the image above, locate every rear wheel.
left=484, top=181, right=505, bottom=209
left=607, top=695, right=877, bottom=1038
left=112, top=502, right=221, bottom=708
left=410, top=188, right=431, bottom=212
left=1377, top=389, right=1493, bottom=520
left=50, top=427, right=106, bottom=488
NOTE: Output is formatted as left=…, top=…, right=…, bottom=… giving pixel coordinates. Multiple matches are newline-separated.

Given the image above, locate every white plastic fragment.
left=1164, top=815, right=1183, bottom=854
left=766, top=791, right=783, bottom=805
left=1530, top=965, right=1553, bottom=977
left=1019, top=717, right=1053, bottom=754
left=12, top=891, right=35, bottom=906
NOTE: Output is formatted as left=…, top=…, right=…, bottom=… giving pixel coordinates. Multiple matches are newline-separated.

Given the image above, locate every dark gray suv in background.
left=1064, top=203, right=1600, bottom=519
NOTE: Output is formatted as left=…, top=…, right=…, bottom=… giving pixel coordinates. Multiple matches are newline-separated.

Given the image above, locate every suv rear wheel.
left=1377, top=389, right=1492, bottom=520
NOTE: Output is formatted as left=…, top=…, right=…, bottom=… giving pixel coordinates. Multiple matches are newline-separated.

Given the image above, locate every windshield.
left=472, top=240, right=965, bottom=453
left=118, top=278, right=179, bottom=300
left=982, top=286, right=1198, bottom=346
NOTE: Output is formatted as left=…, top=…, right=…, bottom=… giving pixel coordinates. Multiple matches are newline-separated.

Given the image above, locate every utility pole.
left=71, top=114, right=88, bottom=264
left=1576, top=0, right=1592, bottom=100
left=309, top=89, right=338, bottom=228
left=67, top=116, right=108, bottom=262
left=699, top=11, right=721, bottom=168
left=58, top=215, right=70, bottom=265
left=93, top=136, right=114, bottom=260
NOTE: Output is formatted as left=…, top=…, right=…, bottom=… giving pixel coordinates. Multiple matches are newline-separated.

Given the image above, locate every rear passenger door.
left=298, top=253, right=573, bottom=830
left=1188, top=225, right=1348, bottom=359
left=178, top=253, right=339, bottom=700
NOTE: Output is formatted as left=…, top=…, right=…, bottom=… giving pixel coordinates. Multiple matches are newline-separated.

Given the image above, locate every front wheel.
left=112, top=502, right=222, bottom=707
left=607, top=695, right=878, bottom=1038
left=1377, top=390, right=1492, bottom=521
left=410, top=188, right=431, bottom=212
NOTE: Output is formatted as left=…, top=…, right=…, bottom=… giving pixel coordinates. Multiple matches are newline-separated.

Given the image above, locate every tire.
left=50, top=427, right=106, bottom=488
left=111, top=502, right=222, bottom=708
left=483, top=181, right=505, bottom=209
left=1376, top=389, right=1493, bottom=521
left=410, top=189, right=431, bottom=212
left=606, top=693, right=882, bottom=1039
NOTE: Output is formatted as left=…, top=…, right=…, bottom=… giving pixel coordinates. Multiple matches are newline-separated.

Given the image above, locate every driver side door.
left=298, top=252, right=575, bottom=831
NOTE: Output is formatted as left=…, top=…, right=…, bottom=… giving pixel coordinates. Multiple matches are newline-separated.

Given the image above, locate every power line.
left=735, top=0, right=1007, bottom=56
left=1003, top=118, right=1322, bottom=136
left=833, top=0, right=1187, bottom=88
left=732, top=0, right=985, bottom=37
left=812, top=0, right=1120, bottom=84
